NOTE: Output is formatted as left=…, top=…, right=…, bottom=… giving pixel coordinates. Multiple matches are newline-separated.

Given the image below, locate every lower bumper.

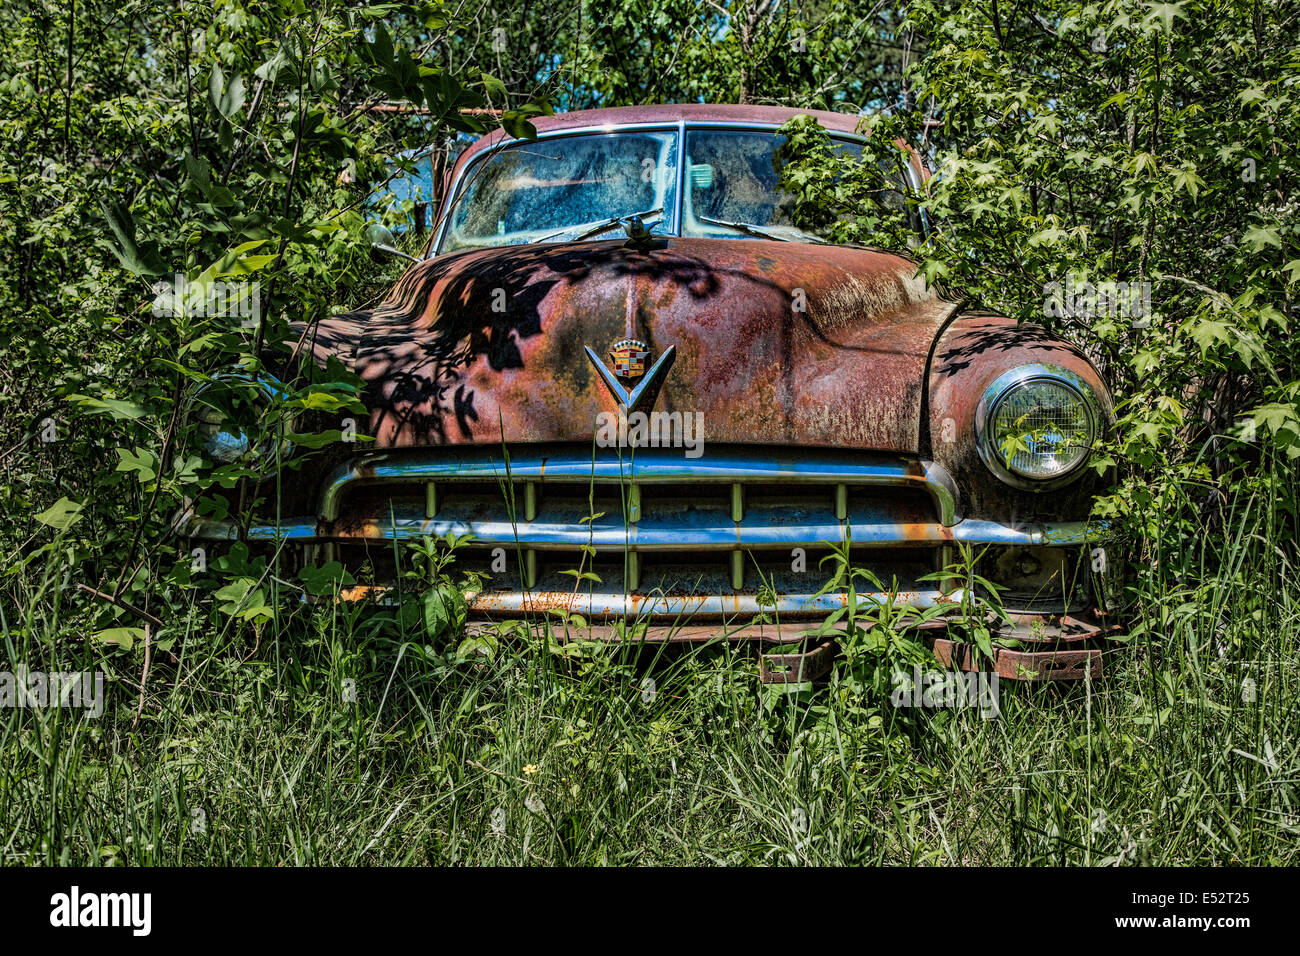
left=492, top=610, right=1120, bottom=682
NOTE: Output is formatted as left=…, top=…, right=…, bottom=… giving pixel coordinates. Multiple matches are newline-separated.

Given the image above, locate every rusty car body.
left=189, top=104, right=1118, bottom=680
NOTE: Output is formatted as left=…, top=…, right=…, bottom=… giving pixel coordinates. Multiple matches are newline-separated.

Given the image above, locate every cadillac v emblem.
left=585, top=339, right=676, bottom=415
left=609, top=339, right=650, bottom=379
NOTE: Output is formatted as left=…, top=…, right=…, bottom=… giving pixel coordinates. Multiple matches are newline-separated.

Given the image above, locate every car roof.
left=458, top=103, right=868, bottom=161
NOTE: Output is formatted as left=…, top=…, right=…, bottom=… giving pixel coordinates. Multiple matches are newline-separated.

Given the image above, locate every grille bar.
left=466, top=584, right=958, bottom=619
left=331, top=504, right=941, bottom=550
left=319, top=445, right=960, bottom=526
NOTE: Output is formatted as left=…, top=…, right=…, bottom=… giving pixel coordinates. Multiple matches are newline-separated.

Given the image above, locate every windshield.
left=435, top=125, right=905, bottom=253
left=440, top=131, right=678, bottom=252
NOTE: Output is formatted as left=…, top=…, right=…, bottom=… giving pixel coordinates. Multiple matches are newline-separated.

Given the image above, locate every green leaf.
left=480, top=72, right=507, bottom=100
left=500, top=101, right=552, bottom=140
left=100, top=201, right=165, bottom=276
left=215, top=578, right=273, bottom=621
left=299, top=561, right=356, bottom=597
left=95, top=627, right=145, bottom=650
left=115, top=446, right=158, bottom=482
left=290, top=391, right=356, bottom=412
left=67, top=394, right=149, bottom=420
left=422, top=584, right=468, bottom=640
left=456, top=632, right=499, bottom=661
left=35, top=497, right=84, bottom=530
left=1142, top=1, right=1188, bottom=34
left=208, top=64, right=246, bottom=118
left=1170, top=165, right=1204, bottom=200
left=284, top=428, right=367, bottom=449
left=369, top=22, right=394, bottom=70
left=1242, top=225, right=1281, bottom=252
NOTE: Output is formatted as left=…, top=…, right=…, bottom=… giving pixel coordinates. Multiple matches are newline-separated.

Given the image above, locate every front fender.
left=925, top=312, right=1115, bottom=524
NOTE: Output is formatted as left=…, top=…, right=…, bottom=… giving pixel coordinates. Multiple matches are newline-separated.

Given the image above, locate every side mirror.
left=365, top=223, right=416, bottom=263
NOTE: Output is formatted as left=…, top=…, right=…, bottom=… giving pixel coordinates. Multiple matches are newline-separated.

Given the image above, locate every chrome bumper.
left=185, top=513, right=1100, bottom=550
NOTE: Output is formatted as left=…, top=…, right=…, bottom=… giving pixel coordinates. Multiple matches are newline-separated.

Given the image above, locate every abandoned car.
left=189, top=104, right=1117, bottom=681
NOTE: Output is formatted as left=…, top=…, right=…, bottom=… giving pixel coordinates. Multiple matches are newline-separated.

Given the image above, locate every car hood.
left=349, top=236, right=959, bottom=452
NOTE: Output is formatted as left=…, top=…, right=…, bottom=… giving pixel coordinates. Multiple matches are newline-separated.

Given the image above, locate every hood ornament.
left=585, top=339, right=676, bottom=415
left=622, top=216, right=663, bottom=252
left=608, top=339, right=650, bottom=379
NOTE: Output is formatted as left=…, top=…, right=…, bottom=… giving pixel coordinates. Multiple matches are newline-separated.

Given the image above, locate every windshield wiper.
left=538, top=207, right=664, bottom=244
left=693, top=214, right=826, bottom=244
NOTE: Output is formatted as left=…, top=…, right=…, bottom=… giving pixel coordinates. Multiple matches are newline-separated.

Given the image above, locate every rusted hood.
left=349, top=237, right=958, bottom=451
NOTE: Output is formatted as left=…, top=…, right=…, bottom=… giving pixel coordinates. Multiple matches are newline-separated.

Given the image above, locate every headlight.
left=977, top=366, right=1100, bottom=490
left=193, top=373, right=292, bottom=469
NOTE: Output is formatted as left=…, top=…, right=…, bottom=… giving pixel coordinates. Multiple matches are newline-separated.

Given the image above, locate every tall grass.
left=1, top=452, right=1296, bottom=866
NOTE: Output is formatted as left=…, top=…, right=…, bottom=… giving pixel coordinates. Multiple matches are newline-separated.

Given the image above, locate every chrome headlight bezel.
left=974, top=364, right=1102, bottom=492
left=192, top=371, right=293, bottom=469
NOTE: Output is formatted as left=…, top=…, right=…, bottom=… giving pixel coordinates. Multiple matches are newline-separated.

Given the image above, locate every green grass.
left=2, top=473, right=1297, bottom=866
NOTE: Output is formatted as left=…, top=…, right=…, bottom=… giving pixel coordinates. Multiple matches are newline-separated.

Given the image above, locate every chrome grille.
left=312, top=444, right=957, bottom=621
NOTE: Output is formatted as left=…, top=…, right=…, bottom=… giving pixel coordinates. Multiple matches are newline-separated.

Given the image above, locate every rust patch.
left=933, top=638, right=1103, bottom=682
left=337, top=239, right=951, bottom=453
left=760, top=639, right=838, bottom=684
